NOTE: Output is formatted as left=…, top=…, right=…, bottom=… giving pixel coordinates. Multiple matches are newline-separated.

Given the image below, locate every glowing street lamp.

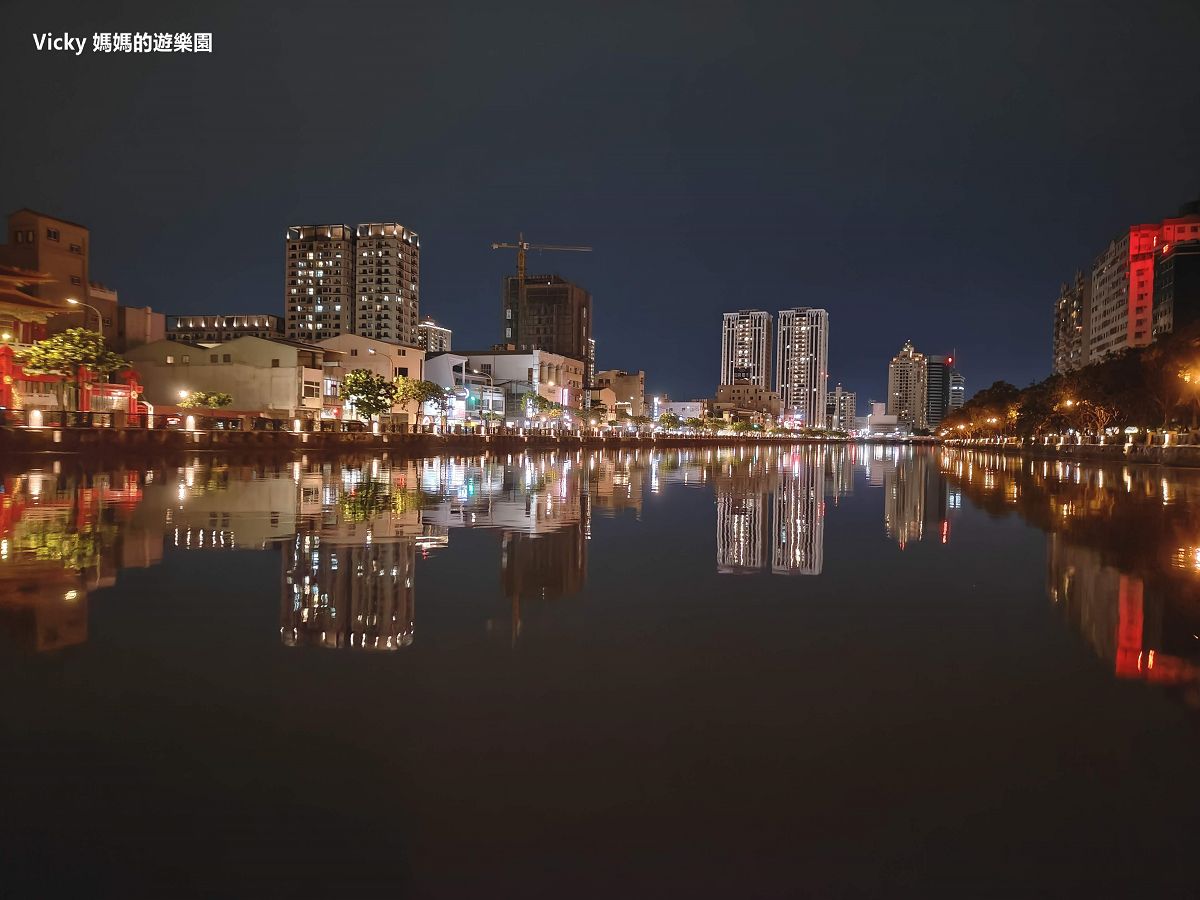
left=66, top=297, right=104, bottom=335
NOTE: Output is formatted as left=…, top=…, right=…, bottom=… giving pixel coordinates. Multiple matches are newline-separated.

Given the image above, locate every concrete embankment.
left=0, top=426, right=873, bottom=458
left=946, top=439, right=1200, bottom=469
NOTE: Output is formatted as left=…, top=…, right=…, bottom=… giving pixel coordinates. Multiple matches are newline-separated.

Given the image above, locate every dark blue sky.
left=4, top=0, right=1199, bottom=404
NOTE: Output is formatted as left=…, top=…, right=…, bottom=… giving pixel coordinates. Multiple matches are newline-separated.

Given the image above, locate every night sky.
left=4, top=0, right=1199, bottom=405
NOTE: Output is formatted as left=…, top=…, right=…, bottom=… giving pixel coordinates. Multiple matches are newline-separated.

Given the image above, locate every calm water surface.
left=3, top=445, right=1200, bottom=897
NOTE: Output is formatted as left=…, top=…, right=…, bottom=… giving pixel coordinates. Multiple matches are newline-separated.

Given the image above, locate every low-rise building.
left=448, top=348, right=586, bottom=422
left=659, top=400, right=707, bottom=420
left=126, top=336, right=338, bottom=422
left=317, top=334, right=425, bottom=425
left=713, top=380, right=782, bottom=424
left=594, top=369, right=646, bottom=417
left=422, top=352, right=504, bottom=424
left=168, top=314, right=284, bottom=344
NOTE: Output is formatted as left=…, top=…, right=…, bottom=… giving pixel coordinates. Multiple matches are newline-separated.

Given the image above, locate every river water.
left=2, top=445, right=1198, bottom=897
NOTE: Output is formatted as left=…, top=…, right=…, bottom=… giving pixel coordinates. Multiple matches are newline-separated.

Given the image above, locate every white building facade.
left=720, top=310, right=773, bottom=389
left=887, top=341, right=928, bottom=430
left=775, top=307, right=829, bottom=427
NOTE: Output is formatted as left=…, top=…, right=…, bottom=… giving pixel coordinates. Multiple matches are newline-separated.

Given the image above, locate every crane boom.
left=491, top=232, right=592, bottom=284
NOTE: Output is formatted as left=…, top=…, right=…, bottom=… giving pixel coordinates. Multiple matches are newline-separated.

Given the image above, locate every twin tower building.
left=720, top=309, right=830, bottom=428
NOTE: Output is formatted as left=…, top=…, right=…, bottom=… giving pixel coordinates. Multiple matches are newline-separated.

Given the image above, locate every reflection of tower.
left=500, top=521, right=588, bottom=643
left=824, top=445, right=854, bottom=500
left=771, top=458, right=825, bottom=575
left=716, top=492, right=768, bottom=573
left=884, top=451, right=926, bottom=547
left=282, top=525, right=416, bottom=651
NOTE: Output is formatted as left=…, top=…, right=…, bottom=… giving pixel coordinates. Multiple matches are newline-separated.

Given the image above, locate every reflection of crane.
left=492, top=234, right=592, bottom=349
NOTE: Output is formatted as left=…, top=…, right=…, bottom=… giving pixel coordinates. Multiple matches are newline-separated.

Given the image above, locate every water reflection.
left=4, top=446, right=1200, bottom=705
left=939, top=450, right=1200, bottom=696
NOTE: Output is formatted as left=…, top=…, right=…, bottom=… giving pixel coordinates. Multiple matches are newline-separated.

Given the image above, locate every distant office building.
left=825, top=383, right=856, bottom=431
left=285, top=222, right=420, bottom=344
left=502, top=273, right=592, bottom=370
left=775, top=307, right=829, bottom=427
left=887, top=341, right=927, bottom=429
left=594, top=369, right=645, bottom=417
left=417, top=317, right=451, bottom=353
left=1052, top=272, right=1091, bottom=374
left=925, top=354, right=962, bottom=427
left=1153, top=235, right=1200, bottom=336
left=949, top=369, right=965, bottom=411
left=168, top=314, right=283, bottom=344
left=720, top=310, right=772, bottom=389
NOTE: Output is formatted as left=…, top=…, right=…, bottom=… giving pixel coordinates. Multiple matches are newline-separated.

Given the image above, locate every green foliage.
left=658, top=412, right=681, bottom=429
left=521, top=390, right=563, bottom=419
left=942, top=322, right=1200, bottom=438
left=339, top=369, right=397, bottom=420
left=20, top=328, right=129, bottom=410
left=682, top=416, right=705, bottom=431
left=179, top=391, right=233, bottom=409
left=728, top=420, right=753, bottom=433
left=395, top=376, right=452, bottom=412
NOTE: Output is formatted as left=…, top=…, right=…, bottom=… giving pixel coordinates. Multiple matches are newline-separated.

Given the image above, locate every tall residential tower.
left=887, top=341, right=928, bottom=430
left=285, top=222, right=420, bottom=344
left=775, top=307, right=829, bottom=427
left=720, top=310, right=773, bottom=389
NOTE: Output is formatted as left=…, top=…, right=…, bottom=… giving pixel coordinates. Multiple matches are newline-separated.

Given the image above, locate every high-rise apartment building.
left=1083, top=203, right=1200, bottom=364
left=501, top=274, right=592, bottom=366
left=355, top=223, right=420, bottom=345
left=285, top=222, right=420, bottom=344
left=825, top=383, right=856, bottom=431
left=417, top=317, right=452, bottom=353
left=720, top=310, right=772, bottom=389
left=775, top=307, right=828, bottom=427
left=887, top=341, right=928, bottom=429
left=1088, top=224, right=1159, bottom=364
left=1052, top=272, right=1091, bottom=374
left=1152, top=202, right=1200, bottom=337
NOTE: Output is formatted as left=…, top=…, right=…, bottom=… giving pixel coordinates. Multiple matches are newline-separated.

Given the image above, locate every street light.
left=366, top=346, right=395, bottom=374
left=66, top=297, right=105, bottom=336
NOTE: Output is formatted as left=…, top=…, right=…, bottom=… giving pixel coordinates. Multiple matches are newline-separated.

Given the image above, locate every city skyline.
left=6, top=3, right=1199, bottom=407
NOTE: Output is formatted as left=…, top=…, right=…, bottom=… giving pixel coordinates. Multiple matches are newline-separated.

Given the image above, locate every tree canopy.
left=20, top=328, right=129, bottom=410
left=942, top=322, right=1200, bottom=438
left=339, top=369, right=397, bottom=420
left=179, top=391, right=233, bottom=409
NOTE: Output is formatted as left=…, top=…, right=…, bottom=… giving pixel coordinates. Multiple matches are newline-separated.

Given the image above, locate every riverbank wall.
left=0, top=426, right=908, bottom=458
left=946, top=439, right=1200, bottom=469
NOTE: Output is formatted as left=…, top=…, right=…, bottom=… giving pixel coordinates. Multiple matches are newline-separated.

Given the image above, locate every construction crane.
left=491, top=232, right=592, bottom=286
